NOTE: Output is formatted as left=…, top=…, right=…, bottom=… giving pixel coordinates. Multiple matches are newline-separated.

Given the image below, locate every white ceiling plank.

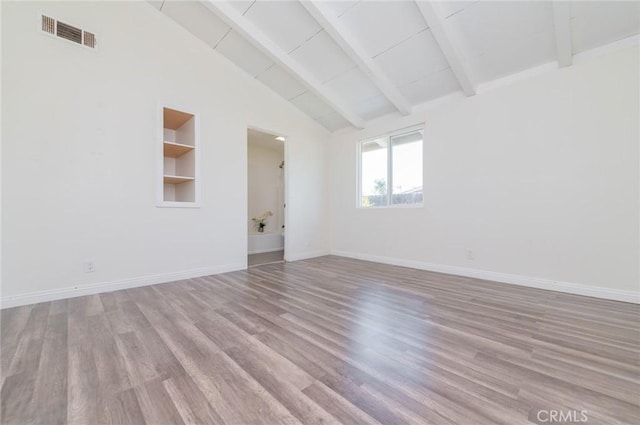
left=290, top=92, right=335, bottom=119
left=161, top=1, right=230, bottom=49
left=257, top=65, right=307, bottom=101
left=316, top=112, right=352, bottom=132
left=215, top=30, right=273, bottom=78
left=552, top=0, right=573, bottom=67
left=324, top=68, right=385, bottom=106
left=416, top=1, right=476, bottom=96
left=571, top=1, right=639, bottom=54
left=203, top=0, right=365, bottom=129
left=147, top=1, right=162, bottom=11
left=337, top=1, right=428, bottom=57
left=322, top=1, right=359, bottom=18
left=242, top=1, right=322, bottom=54
left=289, top=31, right=356, bottom=83
left=443, top=1, right=556, bottom=84
left=300, top=1, right=413, bottom=115
left=374, top=30, right=451, bottom=88
left=398, top=68, right=462, bottom=104
left=228, top=1, right=254, bottom=16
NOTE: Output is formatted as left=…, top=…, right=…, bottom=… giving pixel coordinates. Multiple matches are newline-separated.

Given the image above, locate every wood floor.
left=1, top=256, right=639, bottom=425
left=248, top=250, right=284, bottom=267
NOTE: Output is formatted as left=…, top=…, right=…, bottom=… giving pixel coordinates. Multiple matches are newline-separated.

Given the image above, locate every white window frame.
left=357, top=125, right=424, bottom=209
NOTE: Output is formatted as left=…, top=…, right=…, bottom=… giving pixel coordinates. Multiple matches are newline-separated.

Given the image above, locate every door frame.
left=246, top=125, right=289, bottom=262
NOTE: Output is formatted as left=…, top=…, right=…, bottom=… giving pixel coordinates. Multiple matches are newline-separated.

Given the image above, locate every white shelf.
left=163, top=175, right=194, bottom=184
left=160, top=106, right=198, bottom=205
left=164, top=107, right=193, bottom=130
left=163, top=141, right=194, bottom=158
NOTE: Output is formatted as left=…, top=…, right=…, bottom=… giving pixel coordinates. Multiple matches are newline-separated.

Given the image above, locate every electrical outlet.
left=84, top=261, right=95, bottom=273
left=465, top=249, right=474, bottom=260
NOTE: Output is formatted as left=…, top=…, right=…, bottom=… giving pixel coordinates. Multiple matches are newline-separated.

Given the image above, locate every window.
left=359, top=127, right=423, bottom=207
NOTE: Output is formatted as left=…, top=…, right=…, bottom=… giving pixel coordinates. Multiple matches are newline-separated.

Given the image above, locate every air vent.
left=83, top=31, right=96, bottom=48
left=41, top=15, right=55, bottom=34
left=56, top=21, right=82, bottom=44
left=40, top=15, right=97, bottom=50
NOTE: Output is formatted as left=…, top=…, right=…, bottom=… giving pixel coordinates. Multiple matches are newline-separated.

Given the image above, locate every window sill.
left=357, top=203, right=424, bottom=210
left=157, top=201, right=200, bottom=208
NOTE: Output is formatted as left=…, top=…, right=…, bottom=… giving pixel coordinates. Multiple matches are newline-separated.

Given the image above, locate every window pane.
left=361, top=138, right=388, bottom=207
left=391, top=131, right=423, bottom=205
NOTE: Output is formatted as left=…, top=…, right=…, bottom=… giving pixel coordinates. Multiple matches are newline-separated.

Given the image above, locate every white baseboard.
left=248, top=247, right=284, bottom=255
left=285, top=250, right=331, bottom=262
left=330, top=250, right=639, bottom=304
left=4, top=252, right=635, bottom=308
left=0, top=263, right=246, bottom=309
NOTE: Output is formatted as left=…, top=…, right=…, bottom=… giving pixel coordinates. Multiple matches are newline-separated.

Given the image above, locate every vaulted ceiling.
left=149, top=1, right=640, bottom=132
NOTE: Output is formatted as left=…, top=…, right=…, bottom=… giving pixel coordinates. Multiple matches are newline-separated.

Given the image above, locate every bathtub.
left=248, top=231, right=284, bottom=254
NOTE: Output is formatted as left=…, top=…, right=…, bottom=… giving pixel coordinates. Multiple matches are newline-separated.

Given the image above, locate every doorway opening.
left=247, top=128, right=285, bottom=267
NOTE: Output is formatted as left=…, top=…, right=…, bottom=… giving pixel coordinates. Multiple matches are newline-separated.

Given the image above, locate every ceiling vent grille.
left=56, top=21, right=82, bottom=44
left=83, top=31, right=96, bottom=48
left=40, top=15, right=97, bottom=50
left=41, top=15, right=55, bottom=34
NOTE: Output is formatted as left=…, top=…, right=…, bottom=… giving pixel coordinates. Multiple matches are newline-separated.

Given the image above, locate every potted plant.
left=252, top=211, right=273, bottom=233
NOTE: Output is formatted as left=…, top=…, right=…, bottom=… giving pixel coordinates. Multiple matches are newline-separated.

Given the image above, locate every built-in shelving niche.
left=160, top=107, right=198, bottom=206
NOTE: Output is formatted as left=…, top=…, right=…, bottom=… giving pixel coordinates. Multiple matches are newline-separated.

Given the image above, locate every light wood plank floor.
left=1, top=256, right=639, bottom=424
left=248, top=250, right=284, bottom=267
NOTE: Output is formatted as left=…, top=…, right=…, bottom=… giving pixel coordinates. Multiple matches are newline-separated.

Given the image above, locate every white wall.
left=1, top=1, right=330, bottom=305
left=330, top=45, right=639, bottom=302
left=247, top=142, right=284, bottom=234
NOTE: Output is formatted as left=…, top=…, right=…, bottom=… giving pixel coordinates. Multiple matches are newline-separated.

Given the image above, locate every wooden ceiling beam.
left=552, top=0, right=573, bottom=67
left=203, top=0, right=366, bottom=129
left=416, top=1, right=476, bottom=96
left=301, top=1, right=413, bottom=116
